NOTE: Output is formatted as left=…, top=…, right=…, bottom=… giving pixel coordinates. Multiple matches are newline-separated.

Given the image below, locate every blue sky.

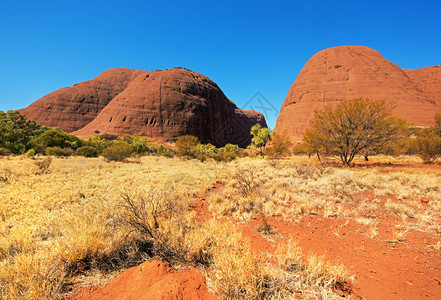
left=1, top=0, right=440, bottom=129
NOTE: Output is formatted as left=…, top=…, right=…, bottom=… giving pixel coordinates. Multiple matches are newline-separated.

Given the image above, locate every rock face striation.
left=20, top=68, right=266, bottom=147
left=275, top=46, right=441, bottom=142
left=404, top=65, right=441, bottom=107
left=19, top=68, right=146, bottom=133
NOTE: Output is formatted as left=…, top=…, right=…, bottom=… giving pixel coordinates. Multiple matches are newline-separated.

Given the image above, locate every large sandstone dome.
left=19, top=68, right=146, bottom=132
left=404, top=65, right=441, bottom=107
left=20, top=68, right=266, bottom=147
left=275, top=46, right=441, bottom=142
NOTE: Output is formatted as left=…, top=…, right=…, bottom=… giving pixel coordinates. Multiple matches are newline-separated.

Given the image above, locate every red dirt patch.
left=76, top=260, right=216, bottom=300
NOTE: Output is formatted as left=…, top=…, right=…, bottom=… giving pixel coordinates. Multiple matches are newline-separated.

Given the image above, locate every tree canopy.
left=249, top=123, right=272, bottom=156
left=0, top=110, right=48, bottom=154
left=303, top=99, right=408, bottom=166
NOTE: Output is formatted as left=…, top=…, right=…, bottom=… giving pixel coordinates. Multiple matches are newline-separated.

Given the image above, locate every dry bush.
left=34, top=157, right=52, bottom=174
left=175, top=135, right=200, bottom=158
left=0, top=168, right=12, bottom=183
left=102, top=142, right=134, bottom=162
left=235, top=167, right=257, bottom=197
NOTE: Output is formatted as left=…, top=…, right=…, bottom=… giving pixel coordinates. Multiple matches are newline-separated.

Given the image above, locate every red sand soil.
left=193, top=180, right=441, bottom=299
left=73, top=165, right=441, bottom=300
left=75, top=260, right=216, bottom=300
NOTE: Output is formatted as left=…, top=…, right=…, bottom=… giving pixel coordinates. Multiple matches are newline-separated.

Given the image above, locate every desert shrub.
left=102, top=142, right=134, bottom=162
left=34, top=157, right=52, bottom=174
left=175, top=135, right=200, bottom=158
left=0, top=147, right=12, bottom=156
left=31, top=129, right=83, bottom=150
left=118, top=191, right=176, bottom=239
left=235, top=168, right=257, bottom=197
left=157, top=145, right=175, bottom=158
left=75, top=146, right=99, bottom=157
left=195, top=143, right=217, bottom=161
left=265, top=130, right=292, bottom=158
left=413, top=131, right=441, bottom=163
left=46, top=146, right=73, bottom=157
left=303, top=98, right=407, bottom=166
left=123, top=134, right=152, bottom=154
left=101, top=134, right=118, bottom=141
left=25, top=149, right=36, bottom=158
left=218, top=143, right=240, bottom=162
left=88, top=135, right=108, bottom=153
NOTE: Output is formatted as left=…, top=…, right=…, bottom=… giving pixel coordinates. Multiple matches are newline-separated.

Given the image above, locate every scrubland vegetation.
left=1, top=107, right=441, bottom=299
left=1, top=154, right=440, bottom=299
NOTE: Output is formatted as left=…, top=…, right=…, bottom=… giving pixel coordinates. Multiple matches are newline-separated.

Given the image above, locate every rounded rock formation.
left=19, top=68, right=146, bottom=132
left=74, top=68, right=266, bottom=147
left=275, top=46, right=441, bottom=142
left=404, top=65, right=441, bottom=107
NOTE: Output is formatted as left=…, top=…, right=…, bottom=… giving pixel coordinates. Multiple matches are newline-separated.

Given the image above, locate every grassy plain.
left=0, top=155, right=440, bottom=299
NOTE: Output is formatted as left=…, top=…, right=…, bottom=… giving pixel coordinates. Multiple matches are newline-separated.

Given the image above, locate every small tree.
left=412, top=114, right=441, bottom=163
left=413, top=131, right=441, bottom=163
left=0, top=110, right=48, bottom=154
left=303, top=98, right=405, bottom=166
left=249, top=123, right=272, bottom=156
left=265, top=130, right=292, bottom=159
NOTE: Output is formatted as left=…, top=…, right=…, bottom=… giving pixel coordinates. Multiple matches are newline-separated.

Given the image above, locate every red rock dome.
left=275, top=46, right=441, bottom=142
left=19, top=68, right=146, bottom=132
left=21, top=68, right=266, bottom=147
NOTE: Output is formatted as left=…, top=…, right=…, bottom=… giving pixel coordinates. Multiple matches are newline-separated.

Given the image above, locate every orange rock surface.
left=275, top=46, right=441, bottom=142
left=20, top=68, right=266, bottom=147
left=74, top=68, right=265, bottom=147
left=19, top=68, right=145, bottom=132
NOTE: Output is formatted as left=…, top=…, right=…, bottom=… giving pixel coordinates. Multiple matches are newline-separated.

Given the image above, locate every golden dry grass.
left=1, top=154, right=439, bottom=299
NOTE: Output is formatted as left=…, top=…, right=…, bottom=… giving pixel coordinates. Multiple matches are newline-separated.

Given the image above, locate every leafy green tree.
left=0, top=111, right=47, bottom=154
left=303, top=98, right=406, bottom=166
left=249, top=123, right=272, bottom=156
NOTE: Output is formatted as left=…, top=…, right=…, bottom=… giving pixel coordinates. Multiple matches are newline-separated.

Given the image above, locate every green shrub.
left=75, top=146, right=99, bottom=157
left=218, top=143, right=240, bottom=162
left=46, top=147, right=73, bottom=157
left=31, top=129, right=83, bottom=150
left=87, top=135, right=108, bottom=153
left=123, top=134, right=151, bottom=154
left=25, top=149, right=36, bottom=158
left=102, top=142, right=134, bottom=162
left=157, top=145, right=174, bottom=158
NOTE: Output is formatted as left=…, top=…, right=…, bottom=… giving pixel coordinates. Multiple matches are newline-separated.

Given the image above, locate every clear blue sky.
left=1, top=0, right=440, bottom=128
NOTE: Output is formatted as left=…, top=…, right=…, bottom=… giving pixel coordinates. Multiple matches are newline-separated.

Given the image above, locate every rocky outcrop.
left=275, top=46, right=441, bottom=142
left=404, top=65, right=441, bottom=107
left=21, top=68, right=266, bottom=147
left=19, top=68, right=146, bottom=132
left=74, top=68, right=266, bottom=147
